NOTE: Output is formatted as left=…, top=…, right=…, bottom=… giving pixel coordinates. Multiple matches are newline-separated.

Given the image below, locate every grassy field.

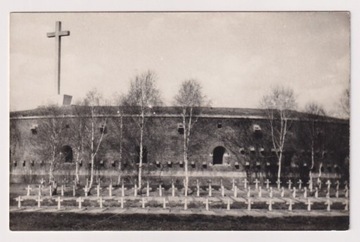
left=10, top=212, right=349, bottom=231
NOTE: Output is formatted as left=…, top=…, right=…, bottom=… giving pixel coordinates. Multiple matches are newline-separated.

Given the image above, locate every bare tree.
left=174, top=79, right=207, bottom=196
left=70, top=102, right=87, bottom=185
left=303, top=102, right=326, bottom=186
left=111, top=93, right=127, bottom=185
left=82, top=89, right=109, bottom=192
left=260, top=86, right=297, bottom=188
left=123, top=71, right=162, bottom=190
left=339, top=88, right=350, bottom=119
left=33, top=105, right=67, bottom=182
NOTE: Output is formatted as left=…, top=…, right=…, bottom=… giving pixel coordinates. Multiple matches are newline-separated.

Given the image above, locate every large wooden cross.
left=47, top=21, right=70, bottom=95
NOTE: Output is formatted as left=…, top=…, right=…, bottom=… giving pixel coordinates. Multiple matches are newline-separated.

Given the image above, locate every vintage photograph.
left=9, top=12, right=350, bottom=231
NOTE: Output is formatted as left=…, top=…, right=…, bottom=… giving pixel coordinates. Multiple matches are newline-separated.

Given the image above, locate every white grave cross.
left=245, top=198, right=254, bottom=211
left=36, top=196, right=43, bottom=208
left=57, top=196, right=63, bottom=210
left=76, top=197, right=84, bottom=209
left=98, top=197, right=103, bottom=208
left=266, top=199, right=274, bottom=211
left=15, top=196, right=24, bottom=208
left=243, top=178, right=249, bottom=189
left=254, top=179, right=260, bottom=190
left=306, top=199, right=313, bottom=211
left=286, top=199, right=294, bottom=211
left=287, top=180, right=292, bottom=190
left=26, top=185, right=32, bottom=196
left=265, top=179, right=270, bottom=190
left=163, top=198, right=168, bottom=209
left=297, top=179, right=303, bottom=190
left=107, top=184, right=114, bottom=197
left=325, top=198, right=333, bottom=211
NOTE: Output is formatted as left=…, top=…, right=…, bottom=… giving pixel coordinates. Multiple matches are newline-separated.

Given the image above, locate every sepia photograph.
left=8, top=11, right=350, bottom=231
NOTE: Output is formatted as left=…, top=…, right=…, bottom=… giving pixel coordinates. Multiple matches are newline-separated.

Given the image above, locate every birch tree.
left=82, top=89, right=109, bottom=193
left=303, top=102, right=326, bottom=186
left=123, top=71, right=162, bottom=190
left=70, top=103, right=87, bottom=185
left=260, top=86, right=297, bottom=188
left=174, top=79, right=207, bottom=196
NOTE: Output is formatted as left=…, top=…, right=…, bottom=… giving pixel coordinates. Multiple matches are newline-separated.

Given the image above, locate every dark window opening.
left=78, top=160, right=83, bottom=167
left=213, top=146, right=226, bottom=165
left=177, top=123, right=184, bottom=135
left=135, top=146, right=148, bottom=163
left=260, top=148, right=265, bottom=156
left=202, top=162, right=207, bottom=168
left=179, top=161, right=184, bottom=167
left=112, top=160, right=116, bottom=167
left=99, top=124, right=107, bottom=134
left=31, top=160, right=35, bottom=166
left=40, top=160, right=44, bottom=166
left=217, top=122, right=222, bottom=128
left=250, top=147, right=256, bottom=154
left=65, top=124, right=70, bottom=128
left=167, top=161, right=172, bottom=167
left=99, top=160, right=104, bottom=167
left=320, top=166, right=325, bottom=173
left=191, top=161, right=195, bottom=168
left=239, top=148, right=245, bottom=155
left=234, top=162, right=240, bottom=169
left=253, top=124, right=262, bottom=138
left=13, top=161, right=17, bottom=167
left=23, top=160, right=26, bottom=167
left=60, top=145, right=73, bottom=163
left=30, top=125, right=38, bottom=135
left=156, top=161, right=161, bottom=167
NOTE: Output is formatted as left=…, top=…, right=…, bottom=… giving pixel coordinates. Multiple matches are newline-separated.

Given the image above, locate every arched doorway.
left=60, top=145, right=73, bottom=163
left=213, top=146, right=226, bottom=165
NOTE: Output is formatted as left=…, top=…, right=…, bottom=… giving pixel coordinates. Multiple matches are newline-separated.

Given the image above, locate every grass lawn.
left=10, top=212, right=349, bottom=231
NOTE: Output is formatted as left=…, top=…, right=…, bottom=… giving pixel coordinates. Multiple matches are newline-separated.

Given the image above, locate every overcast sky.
left=10, top=12, right=350, bottom=112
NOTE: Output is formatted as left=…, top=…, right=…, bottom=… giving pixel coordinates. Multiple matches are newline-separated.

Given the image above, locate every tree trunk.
left=309, top=141, right=315, bottom=186
left=49, top=146, right=56, bottom=182
left=117, top=115, right=123, bottom=185
left=138, top=111, right=144, bottom=191
left=183, top=112, right=188, bottom=197
left=277, top=151, right=282, bottom=189
left=75, top=148, right=80, bottom=184
left=88, top=118, right=95, bottom=193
